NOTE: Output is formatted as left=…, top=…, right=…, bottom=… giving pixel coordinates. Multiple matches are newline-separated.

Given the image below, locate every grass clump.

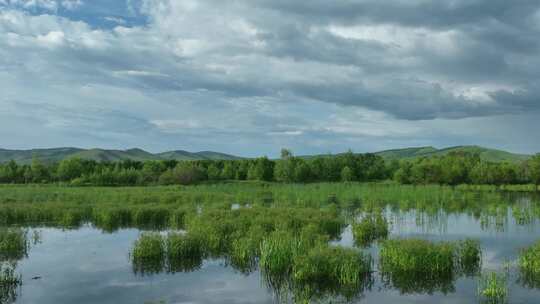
left=477, top=271, right=508, bottom=304
left=292, top=246, right=372, bottom=301
left=379, top=239, right=456, bottom=294
left=166, top=233, right=205, bottom=272
left=0, top=228, right=29, bottom=262
left=518, top=240, right=540, bottom=288
left=131, top=233, right=166, bottom=275
left=379, top=238, right=483, bottom=294
left=229, top=226, right=266, bottom=273
left=259, top=231, right=301, bottom=281
left=352, top=212, right=389, bottom=247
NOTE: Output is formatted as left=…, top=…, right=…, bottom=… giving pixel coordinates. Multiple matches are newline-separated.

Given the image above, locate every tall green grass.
left=519, top=240, right=540, bottom=288
left=0, top=228, right=29, bottom=262
left=292, top=246, right=372, bottom=301
left=0, top=183, right=535, bottom=234
left=166, top=233, right=204, bottom=272
left=131, top=233, right=166, bottom=275
left=352, top=212, right=389, bottom=247
left=379, top=238, right=482, bottom=294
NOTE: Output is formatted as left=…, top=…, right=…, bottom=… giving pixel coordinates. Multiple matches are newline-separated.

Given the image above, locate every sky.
left=0, top=0, right=539, bottom=157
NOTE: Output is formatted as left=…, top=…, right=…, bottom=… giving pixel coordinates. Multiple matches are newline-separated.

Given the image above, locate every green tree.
left=207, top=164, right=222, bottom=180
left=221, top=162, right=236, bottom=180
left=247, top=157, right=274, bottom=181
left=341, top=166, right=354, bottom=182
left=294, top=160, right=311, bottom=183
left=531, top=154, right=540, bottom=185
left=394, top=162, right=412, bottom=184
left=274, top=149, right=297, bottom=182
left=57, top=158, right=84, bottom=181
left=140, top=161, right=165, bottom=184
left=30, top=156, right=48, bottom=183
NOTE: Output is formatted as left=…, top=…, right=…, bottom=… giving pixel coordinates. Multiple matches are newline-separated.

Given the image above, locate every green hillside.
left=375, top=145, right=530, bottom=163
left=0, top=148, right=83, bottom=164
left=0, top=148, right=241, bottom=164
left=0, top=145, right=530, bottom=164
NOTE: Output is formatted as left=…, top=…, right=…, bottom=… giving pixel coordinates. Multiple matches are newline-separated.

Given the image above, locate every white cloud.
left=0, top=0, right=539, bottom=155
left=36, top=30, right=64, bottom=47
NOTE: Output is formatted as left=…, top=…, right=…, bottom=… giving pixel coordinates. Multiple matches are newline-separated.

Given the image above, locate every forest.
left=0, top=149, right=539, bottom=187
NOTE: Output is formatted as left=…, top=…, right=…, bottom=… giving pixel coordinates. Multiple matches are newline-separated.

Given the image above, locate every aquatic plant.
left=352, top=212, right=389, bottom=247
left=518, top=240, right=540, bottom=288
left=477, top=271, right=508, bottom=304
left=292, top=246, right=372, bottom=301
left=259, top=231, right=301, bottom=281
left=457, top=239, right=482, bottom=276
left=166, top=233, right=204, bottom=272
left=0, top=228, right=28, bottom=262
left=131, top=233, right=166, bottom=275
left=229, top=226, right=266, bottom=273
left=380, top=239, right=456, bottom=275
left=512, top=206, right=534, bottom=226
left=379, top=239, right=457, bottom=294
left=0, top=263, right=21, bottom=304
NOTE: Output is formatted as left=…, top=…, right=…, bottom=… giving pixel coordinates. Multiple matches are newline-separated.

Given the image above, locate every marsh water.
left=5, top=192, right=540, bottom=304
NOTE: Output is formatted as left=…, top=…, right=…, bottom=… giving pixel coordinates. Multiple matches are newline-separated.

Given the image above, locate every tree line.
left=0, top=149, right=539, bottom=186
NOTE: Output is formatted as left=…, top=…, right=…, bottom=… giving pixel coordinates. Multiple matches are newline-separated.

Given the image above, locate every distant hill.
left=0, top=148, right=242, bottom=164
left=375, top=145, right=531, bottom=163
left=0, top=145, right=530, bottom=164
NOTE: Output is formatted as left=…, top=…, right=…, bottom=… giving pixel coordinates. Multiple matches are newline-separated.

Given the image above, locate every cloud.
left=0, top=0, right=539, bottom=155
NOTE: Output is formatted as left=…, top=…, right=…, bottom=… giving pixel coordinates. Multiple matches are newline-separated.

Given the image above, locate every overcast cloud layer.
left=1, top=0, right=539, bottom=156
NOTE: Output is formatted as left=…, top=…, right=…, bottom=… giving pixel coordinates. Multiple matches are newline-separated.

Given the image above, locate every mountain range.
left=0, top=148, right=241, bottom=164
left=0, top=145, right=532, bottom=164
